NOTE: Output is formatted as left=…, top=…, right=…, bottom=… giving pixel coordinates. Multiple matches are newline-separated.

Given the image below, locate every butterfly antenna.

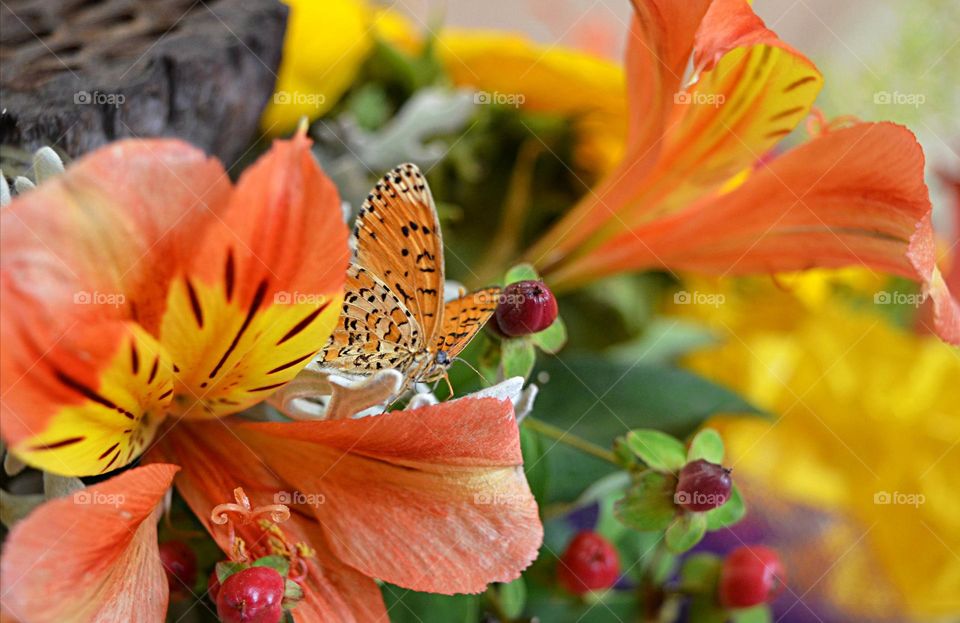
left=451, top=357, right=492, bottom=387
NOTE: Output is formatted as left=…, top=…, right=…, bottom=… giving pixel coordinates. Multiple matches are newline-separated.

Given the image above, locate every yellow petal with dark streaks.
left=160, top=275, right=342, bottom=419
left=10, top=324, right=175, bottom=476
left=641, top=44, right=822, bottom=222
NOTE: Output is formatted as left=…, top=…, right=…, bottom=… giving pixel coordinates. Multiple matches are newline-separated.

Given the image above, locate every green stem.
left=640, top=539, right=675, bottom=622
left=523, top=417, right=619, bottom=465
left=483, top=585, right=512, bottom=623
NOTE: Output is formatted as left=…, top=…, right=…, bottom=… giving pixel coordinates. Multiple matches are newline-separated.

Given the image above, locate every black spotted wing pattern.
left=435, top=287, right=501, bottom=359
left=321, top=264, right=421, bottom=373
left=351, top=164, right=444, bottom=341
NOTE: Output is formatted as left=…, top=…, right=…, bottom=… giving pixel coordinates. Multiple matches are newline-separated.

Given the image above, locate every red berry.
left=158, top=541, right=197, bottom=597
left=208, top=570, right=222, bottom=603
left=675, top=459, right=732, bottom=512
left=216, top=566, right=285, bottom=623
left=557, top=531, right=620, bottom=594
left=495, top=280, right=559, bottom=337
left=719, top=546, right=786, bottom=608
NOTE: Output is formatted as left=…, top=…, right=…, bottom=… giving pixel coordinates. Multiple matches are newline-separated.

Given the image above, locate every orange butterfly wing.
left=434, top=287, right=501, bottom=360
left=321, top=164, right=498, bottom=385
left=321, top=264, right=421, bottom=373
left=352, top=163, right=445, bottom=341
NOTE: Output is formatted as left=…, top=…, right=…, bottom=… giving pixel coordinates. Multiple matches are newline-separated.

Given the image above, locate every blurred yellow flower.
left=435, top=29, right=626, bottom=174
left=673, top=272, right=960, bottom=618
left=264, top=0, right=626, bottom=174
left=261, top=0, right=406, bottom=134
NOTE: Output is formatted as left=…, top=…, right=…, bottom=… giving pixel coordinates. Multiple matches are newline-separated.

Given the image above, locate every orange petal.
left=907, top=217, right=960, bottom=345
left=158, top=132, right=349, bottom=419
left=238, top=397, right=542, bottom=594
left=624, top=0, right=712, bottom=162
left=692, top=0, right=807, bottom=71
left=637, top=0, right=822, bottom=222
left=556, top=122, right=960, bottom=344
left=0, top=140, right=225, bottom=475
left=148, top=425, right=386, bottom=622
left=530, top=0, right=822, bottom=270
left=528, top=0, right=710, bottom=266
left=292, top=521, right=388, bottom=623
left=1, top=314, right=175, bottom=476
left=608, top=0, right=822, bottom=230
left=0, top=139, right=230, bottom=332
left=0, top=464, right=178, bottom=623
left=915, top=166, right=960, bottom=340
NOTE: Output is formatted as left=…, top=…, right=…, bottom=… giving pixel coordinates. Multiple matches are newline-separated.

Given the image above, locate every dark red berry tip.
left=495, top=280, right=559, bottom=337
left=674, top=459, right=733, bottom=512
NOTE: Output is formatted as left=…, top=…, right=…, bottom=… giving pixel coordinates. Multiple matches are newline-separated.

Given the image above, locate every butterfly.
left=320, top=163, right=500, bottom=391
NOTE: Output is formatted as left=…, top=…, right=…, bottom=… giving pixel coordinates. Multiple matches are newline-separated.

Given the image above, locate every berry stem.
left=639, top=540, right=673, bottom=623
left=523, top=418, right=618, bottom=465
left=483, top=585, right=515, bottom=623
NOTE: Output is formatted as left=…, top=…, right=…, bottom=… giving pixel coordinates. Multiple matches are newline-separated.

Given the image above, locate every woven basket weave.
left=0, top=0, right=287, bottom=164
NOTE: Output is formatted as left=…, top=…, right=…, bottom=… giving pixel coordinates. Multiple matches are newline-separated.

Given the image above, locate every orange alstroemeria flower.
left=0, top=136, right=541, bottom=621
left=526, top=0, right=960, bottom=345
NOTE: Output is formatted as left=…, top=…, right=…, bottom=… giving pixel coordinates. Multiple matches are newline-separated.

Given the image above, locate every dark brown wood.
left=0, top=0, right=288, bottom=166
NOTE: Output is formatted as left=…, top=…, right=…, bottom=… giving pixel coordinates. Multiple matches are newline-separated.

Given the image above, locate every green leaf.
left=607, top=317, right=718, bottom=364
left=614, top=471, right=678, bottom=531
left=731, top=605, right=773, bottom=623
left=588, top=472, right=632, bottom=540
left=368, top=39, right=421, bottom=93
left=524, top=577, right=638, bottom=623
left=582, top=473, right=674, bottom=584
left=531, top=316, right=567, bottom=354
left=501, top=337, right=536, bottom=379
left=665, top=512, right=707, bottom=553
left=504, top=263, right=540, bottom=284
left=252, top=554, right=290, bottom=577
left=705, top=484, right=746, bottom=530
left=281, top=578, right=304, bottom=609
left=680, top=553, right=722, bottom=593
left=582, top=272, right=671, bottom=336
left=519, top=424, right=549, bottom=502
left=533, top=356, right=763, bottom=440
left=346, top=83, right=391, bottom=130
left=215, top=561, right=246, bottom=583
left=381, top=585, right=480, bottom=623
left=687, top=428, right=725, bottom=463
left=626, top=430, right=687, bottom=472
left=498, top=577, right=527, bottom=618
left=527, top=356, right=762, bottom=504
left=0, top=490, right=44, bottom=527
left=574, top=471, right=631, bottom=509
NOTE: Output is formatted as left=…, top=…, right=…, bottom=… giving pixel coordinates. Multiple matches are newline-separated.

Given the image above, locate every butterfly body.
left=320, top=164, right=499, bottom=392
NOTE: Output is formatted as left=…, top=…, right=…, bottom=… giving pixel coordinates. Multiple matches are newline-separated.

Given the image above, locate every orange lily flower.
left=526, top=0, right=959, bottom=345
left=0, top=135, right=541, bottom=620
